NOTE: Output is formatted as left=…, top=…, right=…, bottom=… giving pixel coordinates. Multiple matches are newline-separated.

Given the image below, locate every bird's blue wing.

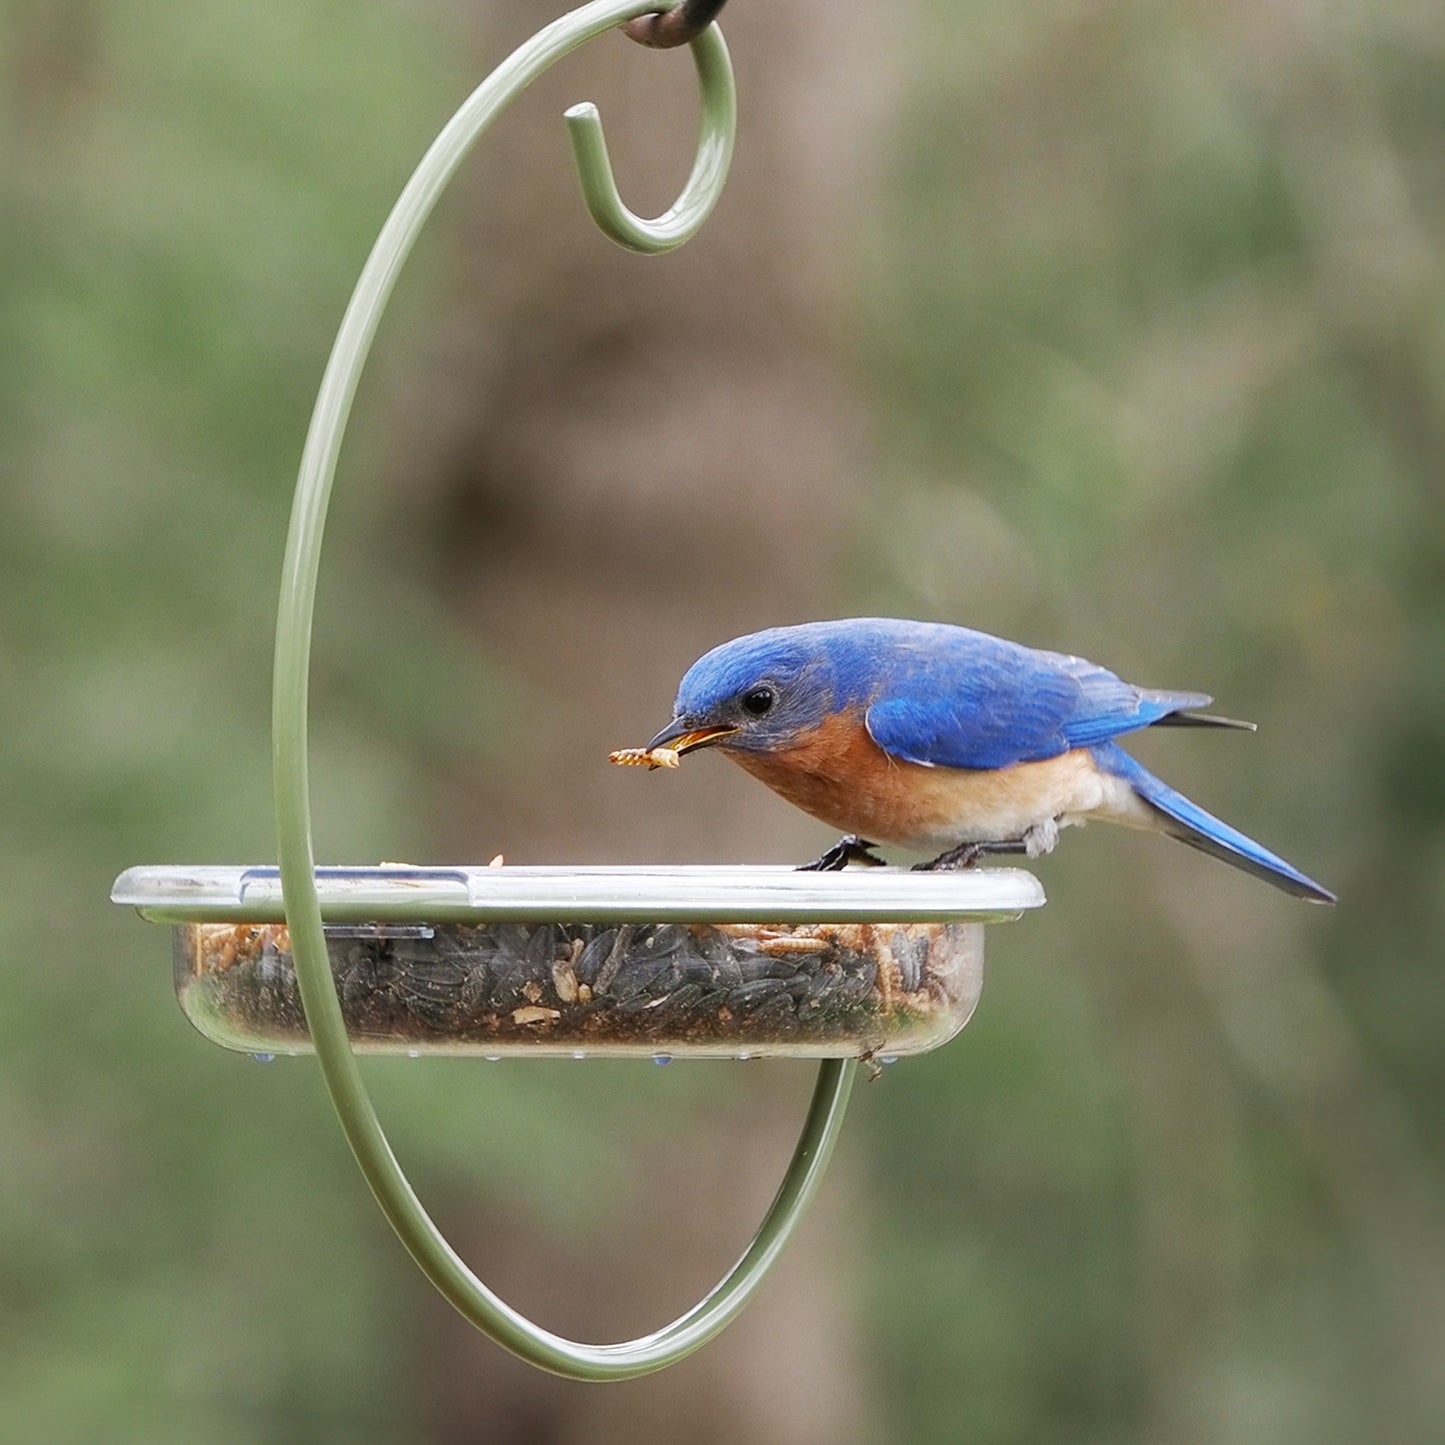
left=861, top=630, right=1209, bottom=770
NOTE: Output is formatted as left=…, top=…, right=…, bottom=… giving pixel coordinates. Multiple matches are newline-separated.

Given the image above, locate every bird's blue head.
left=647, top=622, right=873, bottom=757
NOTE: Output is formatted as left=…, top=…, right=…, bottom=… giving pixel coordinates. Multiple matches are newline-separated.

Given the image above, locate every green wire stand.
left=272, top=0, right=852, bottom=1380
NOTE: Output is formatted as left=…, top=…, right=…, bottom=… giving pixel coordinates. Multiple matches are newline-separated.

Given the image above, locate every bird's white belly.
left=882, top=749, right=1153, bottom=851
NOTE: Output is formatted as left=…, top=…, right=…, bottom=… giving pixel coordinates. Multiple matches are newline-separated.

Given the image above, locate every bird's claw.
left=913, top=838, right=1030, bottom=872
left=799, top=835, right=889, bottom=872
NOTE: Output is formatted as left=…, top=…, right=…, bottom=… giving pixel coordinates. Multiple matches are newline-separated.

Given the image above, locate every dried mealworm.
left=608, top=746, right=680, bottom=770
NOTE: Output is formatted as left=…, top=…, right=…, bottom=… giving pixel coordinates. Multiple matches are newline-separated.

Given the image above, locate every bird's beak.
left=646, top=719, right=740, bottom=755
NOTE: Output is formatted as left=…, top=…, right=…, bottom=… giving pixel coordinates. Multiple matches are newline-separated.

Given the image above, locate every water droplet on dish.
left=572, top=1051, right=586, bottom=1061
left=251, top=1052, right=275, bottom=1064
left=652, top=1054, right=672, bottom=1065
left=737, top=1052, right=751, bottom=1062
left=407, top=1049, right=421, bottom=1059
left=484, top=1055, right=501, bottom=1063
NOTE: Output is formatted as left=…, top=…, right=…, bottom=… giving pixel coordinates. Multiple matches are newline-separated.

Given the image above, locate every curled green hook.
left=273, top=0, right=853, bottom=1382
left=565, top=22, right=735, bottom=253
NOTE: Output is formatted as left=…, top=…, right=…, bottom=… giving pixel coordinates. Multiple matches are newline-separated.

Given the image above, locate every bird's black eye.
left=741, top=686, right=776, bottom=717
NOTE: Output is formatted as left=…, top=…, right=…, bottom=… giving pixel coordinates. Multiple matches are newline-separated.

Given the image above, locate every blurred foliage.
left=851, top=3, right=1445, bottom=1441
left=6, top=0, right=1445, bottom=1441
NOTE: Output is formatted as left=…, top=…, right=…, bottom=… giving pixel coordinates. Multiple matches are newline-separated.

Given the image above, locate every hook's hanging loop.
left=566, top=20, right=735, bottom=253
left=623, top=0, right=732, bottom=50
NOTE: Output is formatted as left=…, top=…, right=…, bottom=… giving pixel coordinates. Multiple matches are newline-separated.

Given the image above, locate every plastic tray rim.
left=113, top=862, right=1046, bottom=925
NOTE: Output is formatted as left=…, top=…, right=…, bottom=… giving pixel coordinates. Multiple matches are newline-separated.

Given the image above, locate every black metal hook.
left=623, top=0, right=731, bottom=50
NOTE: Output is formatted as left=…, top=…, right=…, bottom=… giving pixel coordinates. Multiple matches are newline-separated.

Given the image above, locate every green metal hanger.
left=271, top=0, right=856, bottom=1378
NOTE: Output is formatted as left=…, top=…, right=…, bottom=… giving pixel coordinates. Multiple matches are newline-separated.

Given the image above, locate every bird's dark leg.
left=798, top=835, right=889, bottom=872
left=912, top=838, right=1030, bottom=872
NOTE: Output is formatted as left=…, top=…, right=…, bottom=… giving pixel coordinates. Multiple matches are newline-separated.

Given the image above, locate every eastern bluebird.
left=630, top=618, right=1334, bottom=903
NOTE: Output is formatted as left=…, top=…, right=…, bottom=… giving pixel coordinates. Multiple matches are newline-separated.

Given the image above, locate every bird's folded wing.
left=862, top=636, right=1210, bottom=771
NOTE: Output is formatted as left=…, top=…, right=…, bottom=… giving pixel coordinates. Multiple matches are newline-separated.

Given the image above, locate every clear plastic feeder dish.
left=113, top=865, right=1045, bottom=1060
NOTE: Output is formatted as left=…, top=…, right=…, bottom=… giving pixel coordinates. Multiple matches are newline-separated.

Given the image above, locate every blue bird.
left=635, top=618, right=1334, bottom=903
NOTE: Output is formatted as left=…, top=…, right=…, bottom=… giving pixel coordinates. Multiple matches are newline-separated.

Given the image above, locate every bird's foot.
left=1022, top=816, right=1061, bottom=858
left=912, top=838, right=1030, bottom=872
left=798, top=835, right=889, bottom=872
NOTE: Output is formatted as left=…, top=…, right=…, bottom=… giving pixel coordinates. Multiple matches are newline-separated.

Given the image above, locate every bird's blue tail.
left=1091, top=741, right=1335, bottom=904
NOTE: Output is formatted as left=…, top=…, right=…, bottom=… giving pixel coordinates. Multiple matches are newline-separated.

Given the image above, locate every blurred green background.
left=7, top=0, right=1443, bottom=1440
